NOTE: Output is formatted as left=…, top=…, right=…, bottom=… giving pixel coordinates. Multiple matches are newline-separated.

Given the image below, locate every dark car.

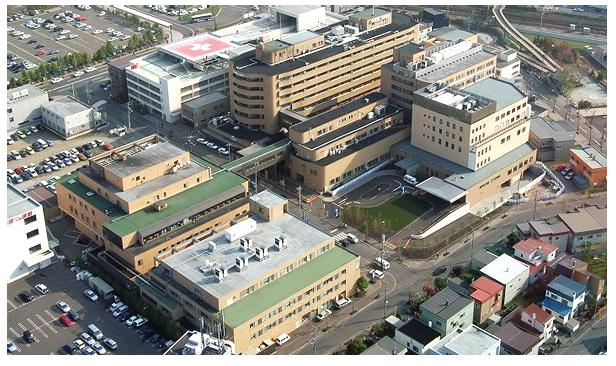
left=432, top=266, right=447, bottom=276
left=47, top=56, right=59, bottom=63
left=19, top=292, right=34, bottom=303
left=35, top=43, right=45, bottom=49
left=64, top=309, right=80, bottom=321
left=63, top=343, right=78, bottom=355
left=27, top=39, right=37, bottom=44
left=23, top=330, right=34, bottom=343
left=83, top=149, right=93, bottom=158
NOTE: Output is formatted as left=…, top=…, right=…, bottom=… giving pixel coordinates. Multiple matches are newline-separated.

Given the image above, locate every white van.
left=346, top=233, right=359, bottom=244
left=275, top=333, right=290, bottom=346
left=36, top=139, right=48, bottom=148
left=109, top=301, right=124, bottom=312
left=87, top=324, right=104, bottom=340
left=112, top=304, right=128, bottom=317
left=403, top=174, right=418, bottom=186
left=373, top=257, right=390, bottom=270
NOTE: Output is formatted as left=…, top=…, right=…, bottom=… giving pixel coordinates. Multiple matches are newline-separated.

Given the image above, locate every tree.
left=346, top=336, right=367, bottom=355
left=584, top=296, right=598, bottom=318
left=578, top=100, right=592, bottom=110
left=370, top=322, right=387, bottom=338
left=506, top=232, right=519, bottom=246
left=357, top=277, right=369, bottom=295
left=423, top=283, right=438, bottom=296
left=434, top=277, right=448, bottom=290
left=580, top=241, right=594, bottom=261
left=409, top=290, right=428, bottom=315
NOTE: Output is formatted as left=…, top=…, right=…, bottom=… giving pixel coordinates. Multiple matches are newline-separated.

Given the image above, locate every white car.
left=218, top=147, right=229, bottom=155
left=74, top=22, right=84, bottom=28
left=60, top=29, right=70, bottom=34
left=334, top=297, right=352, bottom=309
left=124, top=315, right=139, bottom=327
left=92, top=342, right=106, bottom=355
left=82, top=347, right=96, bottom=355
left=69, top=34, right=78, bottom=39
left=106, top=28, right=114, bottom=33
left=369, top=269, right=385, bottom=280
left=196, top=138, right=206, bottom=144
left=83, top=25, right=92, bottom=30
left=13, top=30, right=24, bottom=36
left=56, top=300, right=71, bottom=313
left=73, top=71, right=84, bottom=77
left=7, top=26, right=15, bottom=32
left=51, top=77, right=63, bottom=84
left=85, top=66, right=96, bottom=72
left=73, top=339, right=86, bottom=350
left=103, top=338, right=118, bottom=350
left=109, top=36, right=118, bottom=41
left=275, top=333, right=291, bottom=345
left=80, top=332, right=96, bottom=346
left=136, top=26, right=144, bottom=32
left=20, top=33, right=31, bottom=39
left=316, top=309, right=332, bottom=321
left=97, top=11, right=106, bottom=16
left=35, top=283, right=49, bottom=294
left=84, top=289, right=99, bottom=302
left=56, top=35, right=67, bottom=40
left=92, top=29, right=103, bottom=34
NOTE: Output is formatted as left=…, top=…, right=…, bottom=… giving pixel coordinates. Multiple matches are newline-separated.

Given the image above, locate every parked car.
left=63, top=342, right=79, bottom=354
left=124, top=315, right=139, bottom=327
left=80, top=332, right=96, bottom=346
left=334, top=297, right=352, bottom=309
left=103, top=337, right=118, bottom=350
left=56, top=300, right=71, bottom=313
left=92, top=342, right=106, bottom=355
left=432, top=265, right=447, bottom=276
left=315, top=309, right=332, bottom=321
left=73, top=339, right=86, bottom=350
left=369, top=269, right=385, bottom=280
left=59, top=314, right=75, bottom=327
left=7, top=340, right=17, bottom=353
left=82, top=346, right=96, bottom=355
left=23, top=330, right=34, bottom=343
left=84, top=289, right=99, bottom=301
left=275, top=333, right=291, bottom=345
left=19, top=292, right=34, bottom=302
left=68, top=309, right=81, bottom=321
left=35, top=283, right=49, bottom=294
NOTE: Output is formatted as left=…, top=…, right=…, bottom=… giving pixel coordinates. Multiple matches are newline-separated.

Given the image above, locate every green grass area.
left=357, top=195, right=431, bottom=232
left=586, top=254, right=607, bottom=279
left=524, top=33, right=589, bottom=50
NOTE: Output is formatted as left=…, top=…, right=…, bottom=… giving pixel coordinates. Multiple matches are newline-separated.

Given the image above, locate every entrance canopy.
left=415, top=176, right=466, bottom=203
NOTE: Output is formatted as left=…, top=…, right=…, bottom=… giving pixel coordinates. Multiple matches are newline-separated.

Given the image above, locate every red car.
left=101, top=143, right=113, bottom=151
left=555, top=163, right=568, bottom=171
left=36, top=49, right=46, bottom=56
left=59, top=314, right=74, bottom=327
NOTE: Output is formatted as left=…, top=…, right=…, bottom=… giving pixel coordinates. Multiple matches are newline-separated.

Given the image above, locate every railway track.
left=493, top=5, right=562, bottom=73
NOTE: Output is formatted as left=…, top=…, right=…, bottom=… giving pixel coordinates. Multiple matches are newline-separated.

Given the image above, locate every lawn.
left=357, top=195, right=431, bottom=232
left=586, top=254, right=607, bottom=279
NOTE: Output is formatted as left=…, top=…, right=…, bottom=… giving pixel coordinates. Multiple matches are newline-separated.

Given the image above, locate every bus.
left=191, top=13, right=213, bottom=22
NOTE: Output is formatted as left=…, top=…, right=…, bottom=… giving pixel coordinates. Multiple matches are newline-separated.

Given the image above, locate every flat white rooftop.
left=162, top=213, right=332, bottom=300
left=431, top=325, right=501, bottom=355
left=480, top=253, right=530, bottom=285
left=8, top=183, right=40, bottom=219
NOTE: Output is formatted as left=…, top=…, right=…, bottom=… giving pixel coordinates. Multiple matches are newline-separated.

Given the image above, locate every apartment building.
left=7, top=184, right=55, bottom=283
left=394, top=77, right=536, bottom=209
left=568, top=145, right=607, bottom=187
left=287, top=92, right=408, bottom=193
left=558, top=205, right=607, bottom=253
left=419, top=287, right=474, bottom=336
left=56, top=135, right=250, bottom=273
left=229, top=9, right=421, bottom=134
left=480, top=254, right=530, bottom=305
left=149, top=191, right=360, bottom=354
left=7, top=84, right=49, bottom=131
left=126, top=33, right=238, bottom=123
left=41, top=96, right=101, bottom=139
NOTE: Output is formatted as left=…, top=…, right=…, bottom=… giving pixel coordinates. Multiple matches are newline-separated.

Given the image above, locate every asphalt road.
left=555, top=314, right=607, bottom=355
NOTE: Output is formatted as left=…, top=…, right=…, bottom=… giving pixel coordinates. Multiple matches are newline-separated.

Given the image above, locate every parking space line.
left=17, top=322, right=40, bottom=342
left=7, top=42, right=46, bottom=63
left=7, top=299, right=17, bottom=310
left=7, top=294, right=47, bottom=313
left=27, top=318, right=49, bottom=338
left=29, top=27, right=82, bottom=54
left=9, top=327, right=29, bottom=348
left=9, top=339, right=22, bottom=353
left=44, top=309, right=58, bottom=321
left=37, top=313, right=58, bottom=334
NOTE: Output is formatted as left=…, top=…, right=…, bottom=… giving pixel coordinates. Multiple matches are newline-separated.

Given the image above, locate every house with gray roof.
left=528, top=117, right=575, bottom=161
left=419, top=287, right=474, bottom=336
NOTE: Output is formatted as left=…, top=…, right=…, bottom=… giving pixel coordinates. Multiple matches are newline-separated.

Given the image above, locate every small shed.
left=88, top=276, right=114, bottom=299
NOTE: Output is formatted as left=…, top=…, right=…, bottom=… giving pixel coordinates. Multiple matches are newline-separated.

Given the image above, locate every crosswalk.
left=333, top=233, right=348, bottom=243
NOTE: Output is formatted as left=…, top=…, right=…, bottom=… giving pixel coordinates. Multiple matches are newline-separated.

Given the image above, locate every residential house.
left=425, top=325, right=501, bottom=355
left=542, top=275, right=586, bottom=325
left=558, top=205, right=607, bottom=253
left=528, top=117, right=575, bottom=161
left=519, top=304, right=555, bottom=340
left=468, top=276, right=504, bottom=324
left=512, top=238, right=557, bottom=284
left=419, top=287, right=474, bottom=336
left=470, top=250, right=498, bottom=271
left=480, top=254, right=530, bottom=305
left=394, top=318, right=441, bottom=354
left=516, top=217, right=570, bottom=254
left=487, top=322, right=541, bottom=355
left=550, top=255, right=605, bottom=301
left=361, top=336, right=407, bottom=355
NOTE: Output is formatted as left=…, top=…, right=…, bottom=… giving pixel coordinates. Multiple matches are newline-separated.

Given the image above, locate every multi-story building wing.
left=56, top=135, right=250, bottom=273
left=7, top=184, right=55, bottom=283
left=287, top=92, right=408, bottom=193
left=150, top=191, right=360, bottom=354
left=229, top=9, right=421, bottom=134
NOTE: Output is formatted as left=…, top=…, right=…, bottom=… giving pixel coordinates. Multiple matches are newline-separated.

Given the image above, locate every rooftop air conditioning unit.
left=209, top=241, right=216, bottom=252
left=214, top=267, right=228, bottom=282
left=235, top=257, right=245, bottom=270
left=240, top=237, right=253, bottom=251
left=153, top=201, right=168, bottom=211
left=374, top=105, right=386, bottom=116
left=332, top=25, right=345, bottom=36
left=274, top=236, right=287, bottom=250
left=367, top=112, right=375, bottom=119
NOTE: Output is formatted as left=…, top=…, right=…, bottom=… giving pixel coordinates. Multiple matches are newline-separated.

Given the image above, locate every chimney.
left=531, top=313, right=536, bottom=327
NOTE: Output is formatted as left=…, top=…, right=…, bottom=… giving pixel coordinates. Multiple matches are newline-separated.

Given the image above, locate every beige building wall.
left=411, top=97, right=529, bottom=170
left=230, top=24, right=421, bottom=134
left=289, top=126, right=410, bottom=192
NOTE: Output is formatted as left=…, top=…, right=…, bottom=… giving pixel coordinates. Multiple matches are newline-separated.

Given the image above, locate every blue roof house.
left=541, top=275, right=586, bottom=324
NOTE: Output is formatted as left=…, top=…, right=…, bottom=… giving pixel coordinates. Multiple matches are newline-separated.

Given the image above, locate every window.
left=28, top=244, right=42, bottom=254
left=26, top=229, right=39, bottom=239
left=24, top=215, right=37, bottom=225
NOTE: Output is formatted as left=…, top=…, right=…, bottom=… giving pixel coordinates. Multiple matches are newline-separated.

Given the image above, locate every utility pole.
left=470, top=225, right=475, bottom=264
left=297, top=186, right=303, bottom=216
left=227, top=142, right=232, bottom=162
left=381, top=233, right=388, bottom=319
left=254, top=161, right=258, bottom=193
left=533, top=192, right=538, bottom=220
left=127, top=101, right=132, bottom=130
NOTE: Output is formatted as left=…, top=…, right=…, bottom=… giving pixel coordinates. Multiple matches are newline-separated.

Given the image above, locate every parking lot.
left=7, top=120, right=159, bottom=191
left=7, top=5, right=141, bottom=79
left=7, top=262, right=160, bottom=355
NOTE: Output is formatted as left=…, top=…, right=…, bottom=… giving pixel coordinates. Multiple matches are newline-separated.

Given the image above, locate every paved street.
left=555, top=314, right=607, bottom=355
